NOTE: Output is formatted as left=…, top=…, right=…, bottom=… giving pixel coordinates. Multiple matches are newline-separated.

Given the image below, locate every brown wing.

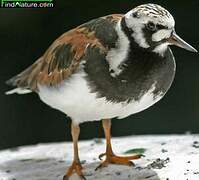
left=6, top=14, right=123, bottom=92
left=37, top=26, right=108, bottom=86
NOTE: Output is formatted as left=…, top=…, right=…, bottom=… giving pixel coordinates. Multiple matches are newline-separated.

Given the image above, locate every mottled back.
left=6, top=14, right=123, bottom=91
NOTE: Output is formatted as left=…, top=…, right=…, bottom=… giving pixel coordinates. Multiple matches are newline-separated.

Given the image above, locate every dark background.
left=0, top=0, right=199, bottom=150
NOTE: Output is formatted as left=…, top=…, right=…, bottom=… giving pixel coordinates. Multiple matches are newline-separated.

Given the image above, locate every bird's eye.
left=146, top=22, right=156, bottom=32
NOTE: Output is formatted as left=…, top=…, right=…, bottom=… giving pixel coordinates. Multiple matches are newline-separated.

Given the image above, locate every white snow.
left=0, top=134, right=199, bottom=180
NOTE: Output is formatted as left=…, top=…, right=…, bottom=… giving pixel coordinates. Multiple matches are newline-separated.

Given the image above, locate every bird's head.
left=123, top=4, right=197, bottom=55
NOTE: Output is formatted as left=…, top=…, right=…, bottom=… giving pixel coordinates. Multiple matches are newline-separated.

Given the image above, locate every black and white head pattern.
left=125, top=4, right=175, bottom=55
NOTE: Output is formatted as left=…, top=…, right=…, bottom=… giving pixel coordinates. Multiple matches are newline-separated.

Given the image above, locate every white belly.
left=38, top=71, right=164, bottom=124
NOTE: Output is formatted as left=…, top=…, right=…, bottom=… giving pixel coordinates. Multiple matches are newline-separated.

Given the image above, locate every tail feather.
left=5, top=74, right=33, bottom=95
left=6, top=74, right=25, bottom=87
left=5, top=57, right=43, bottom=95
left=5, top=88, right=32, bottom=95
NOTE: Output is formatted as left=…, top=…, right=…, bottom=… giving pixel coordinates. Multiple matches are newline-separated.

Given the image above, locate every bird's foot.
left=95, top=152, right=141, bottom=171
left=63, top=161, right=86, bottom=180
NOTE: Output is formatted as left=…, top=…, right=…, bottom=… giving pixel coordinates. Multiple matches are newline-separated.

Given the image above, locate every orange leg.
left=95, top=119, right=141, bottom=170
left=63, top=123, right=86, bottom=180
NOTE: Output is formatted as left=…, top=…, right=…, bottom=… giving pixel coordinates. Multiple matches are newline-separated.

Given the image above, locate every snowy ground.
left=0, top=135, right=199, bottom=180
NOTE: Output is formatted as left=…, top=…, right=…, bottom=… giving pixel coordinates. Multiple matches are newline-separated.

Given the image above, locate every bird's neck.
left=120, top=17, right=143, bottom=50
left=107, top=17, right=169, bottom=78
left=121, top=17, right=169, bottom=57
left=106, top=18, right=130, bottom=77
left=120, top=17, right=162, bottom=57
left=107, top=17, right=163, bottom=77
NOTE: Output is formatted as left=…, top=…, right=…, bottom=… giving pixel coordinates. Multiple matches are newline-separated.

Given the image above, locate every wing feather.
left=6, top=14, right=123, bottom=92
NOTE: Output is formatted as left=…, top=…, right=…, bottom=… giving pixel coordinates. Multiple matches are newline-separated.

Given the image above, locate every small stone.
left=161, top=142, right=166, bottom=145
left=80, top=160, right=86, bottom=164
left=84, top=172, right=93, bottom=176
left=161, top=149, right=168, bottom=153
left=58, top=160, right=65, bottom=163
left=115, top=171, right=121, bottom=176
left=192, top=141, right=199, bottom=148
left=147, top=158, right=170, bottom=169
left=93, top=138, right=103, bottom=144
left=135, top=166, right=143, bottom=170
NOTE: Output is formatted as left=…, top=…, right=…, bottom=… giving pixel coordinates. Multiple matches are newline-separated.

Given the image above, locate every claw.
left=96, top=153, right=141, bottom=170
left=63, top=175, right=68, bottom=180
left=63, top=175, right=86, bottom=180
left=63, top=161, right=86, bottom=180
left=98, top=153, right=106, bottom=160
left=80, top=175, right=87, bottom=180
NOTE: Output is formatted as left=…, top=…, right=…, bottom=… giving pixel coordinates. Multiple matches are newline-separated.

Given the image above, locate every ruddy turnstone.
left=6, top=3, right=197, bottom=180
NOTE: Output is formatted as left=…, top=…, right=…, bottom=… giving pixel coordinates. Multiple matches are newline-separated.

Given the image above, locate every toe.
left=64, top=161, right=85, bottom=180
left=95, top=153, right=141, bottom=170
left=95, top=161, right=109, bottom=171
left=63, top=175, right=69, bottom=180
left=79, top=174, right=87, bottom=180
left=98, top=153, right=106, bottom=160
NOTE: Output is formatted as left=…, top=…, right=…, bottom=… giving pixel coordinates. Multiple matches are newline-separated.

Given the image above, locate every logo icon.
left=1, top=0, right=54, bottom=8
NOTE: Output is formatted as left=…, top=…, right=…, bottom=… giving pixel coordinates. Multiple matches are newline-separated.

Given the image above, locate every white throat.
left=153, top=43, right=169, bottom=56
left=125, top=10, right=150, bottom=49
left=106, top=20, right=130, bottom=77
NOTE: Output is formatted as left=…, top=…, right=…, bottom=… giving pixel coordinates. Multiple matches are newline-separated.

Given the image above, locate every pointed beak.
left=168, top=31, right=198, bottom=53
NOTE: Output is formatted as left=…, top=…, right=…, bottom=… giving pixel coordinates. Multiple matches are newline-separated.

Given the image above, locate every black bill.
left=168, top=31, right=197, bottom=53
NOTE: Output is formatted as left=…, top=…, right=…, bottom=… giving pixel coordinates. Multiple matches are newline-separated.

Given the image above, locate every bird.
left=6, top=3, right=197, bottom=180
